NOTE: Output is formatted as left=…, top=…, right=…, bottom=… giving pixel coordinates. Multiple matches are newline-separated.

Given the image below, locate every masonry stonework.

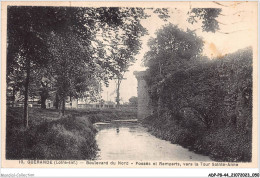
left=134, top=71, right=151, bottom=119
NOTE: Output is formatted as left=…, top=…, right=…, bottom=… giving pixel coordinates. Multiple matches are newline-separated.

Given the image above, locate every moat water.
left=94, top=121, right=211, bottom=161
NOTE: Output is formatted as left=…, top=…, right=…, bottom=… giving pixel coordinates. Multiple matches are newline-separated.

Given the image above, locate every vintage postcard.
left=1, top=1, right=258, bottom=173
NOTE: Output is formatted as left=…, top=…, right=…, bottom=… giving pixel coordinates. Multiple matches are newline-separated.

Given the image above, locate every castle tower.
left=134, top=71, right=151, bottom=119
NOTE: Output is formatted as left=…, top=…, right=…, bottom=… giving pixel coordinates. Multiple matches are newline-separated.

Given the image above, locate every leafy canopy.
left=144, top=24, right=204, bottom=85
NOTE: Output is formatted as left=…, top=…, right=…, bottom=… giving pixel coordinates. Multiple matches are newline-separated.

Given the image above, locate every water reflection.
left=95, top=122, right=211, bottom=161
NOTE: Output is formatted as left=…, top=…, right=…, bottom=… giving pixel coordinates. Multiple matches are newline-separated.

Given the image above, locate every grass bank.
left=142, top=114, right=252, bottom=162
left=6, top=107, right=137, bottom=160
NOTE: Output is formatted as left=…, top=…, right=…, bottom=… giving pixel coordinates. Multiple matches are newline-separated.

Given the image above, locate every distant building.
left=13, top=96, right=53, bottom=108
left=45, top=99, right=54, bottom=108
left=67, top=98, right=116, bottom=109
left=10, top=91, right=116, bottom=110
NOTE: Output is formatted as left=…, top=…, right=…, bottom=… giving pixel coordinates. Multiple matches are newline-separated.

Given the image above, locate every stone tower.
left=134, top=71, right=151, bottom=119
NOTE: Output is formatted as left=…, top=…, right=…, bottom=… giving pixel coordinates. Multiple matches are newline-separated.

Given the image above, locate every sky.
left=101, top=1, right=257, bottom=103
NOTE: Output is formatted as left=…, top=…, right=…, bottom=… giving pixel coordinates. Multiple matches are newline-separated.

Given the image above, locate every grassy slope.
left=6, top=107, right=137, bottom=160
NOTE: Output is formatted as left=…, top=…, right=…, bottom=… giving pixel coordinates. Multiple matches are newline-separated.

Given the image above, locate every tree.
left=88, top=8, right=148, bottom=106
left=38, top=77, right=51, bottom=109
left=144, top=24, right=204, bottom=85
left=94, top=8, right=170, bottom=106
left=143, top=23, right=205, bottom=121
left=129, top=96, right=138, bottom=107
left=46, top=31, right=94, bottom=115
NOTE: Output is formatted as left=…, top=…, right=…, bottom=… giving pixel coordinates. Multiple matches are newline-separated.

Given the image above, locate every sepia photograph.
left=1, top=1, right=258, bottom=173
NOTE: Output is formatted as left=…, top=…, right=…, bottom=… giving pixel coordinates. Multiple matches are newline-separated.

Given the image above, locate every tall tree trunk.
left=54, top=93, right=59, bottom=109
left=41, top=96, right=47, bottom=109
left=40, top=82, right=48, bottom=109
left=23, top=59, right=30, bottom=128
left=59, top=96, right=66, bottom=116
left=61, top=97, right=65, bottom=116
left=116, top=79, right=121, bottom=107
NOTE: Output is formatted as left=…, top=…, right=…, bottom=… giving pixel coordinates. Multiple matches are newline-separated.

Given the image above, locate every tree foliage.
left=144, top=24, right=204, bottom=85
left=93, top=8, right=148, bottom=105
left=187, top=8, right=222, bottom=33
left=129, top=96, right=138, bottom=106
